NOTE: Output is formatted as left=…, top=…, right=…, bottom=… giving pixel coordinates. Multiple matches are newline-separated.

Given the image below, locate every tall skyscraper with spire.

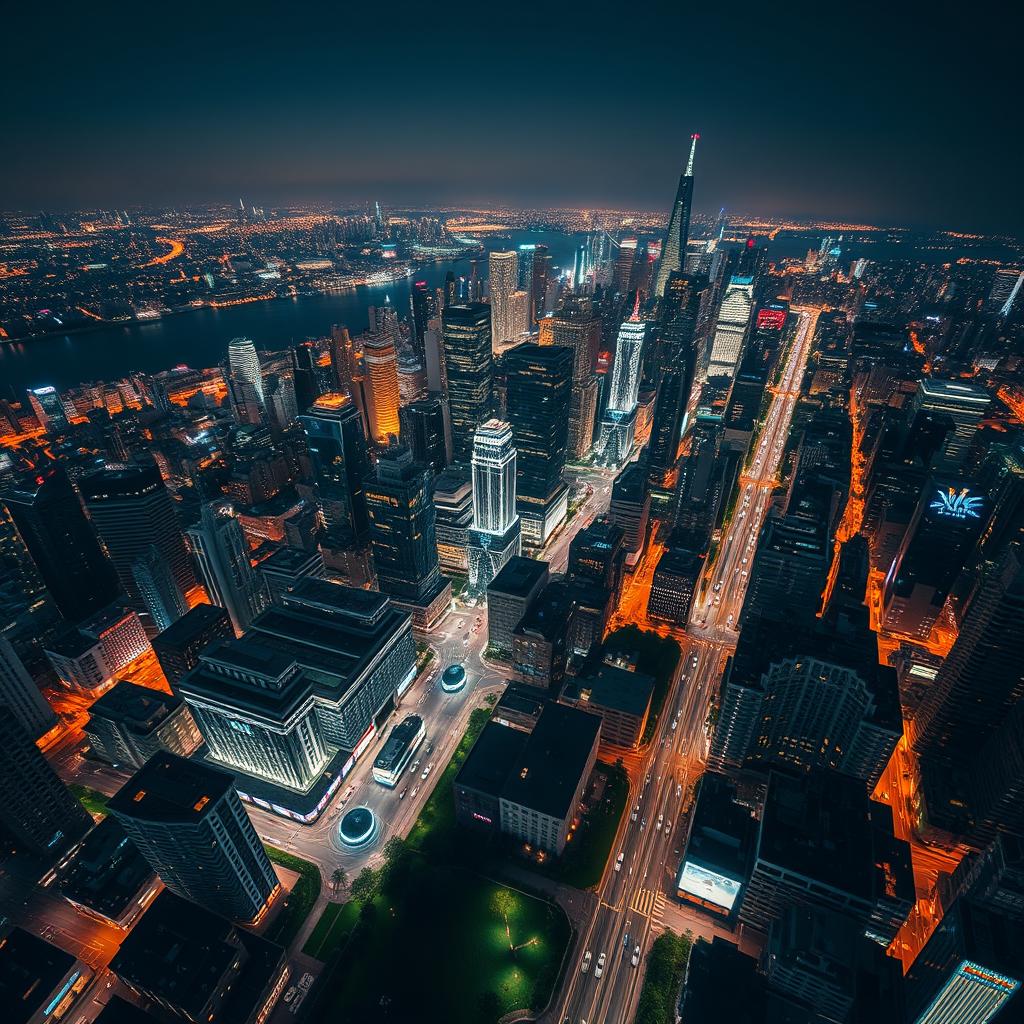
left=654, top=134, right=699, bottom=298
left=595, top=295, right=648, bottom=467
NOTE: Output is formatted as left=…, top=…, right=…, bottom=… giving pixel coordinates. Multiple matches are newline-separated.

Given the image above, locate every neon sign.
left=930, top=487, right=985, bottom=521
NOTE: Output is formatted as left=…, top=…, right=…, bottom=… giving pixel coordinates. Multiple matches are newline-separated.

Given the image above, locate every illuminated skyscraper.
left=909, top=379, right=991, bottom=473
left=227, top=337, right=265, bottom=406
left=441, top=303, right=494, bottom=463
left=409, top=280, right=437, bottom=363
left=654, top=133, right=699, bottom=298
left=131, top=545, right=189, bottom=632
left=488, top=250, right=519, bottom=346
left=362, top=332, right=401, bottom=443
left=706, top=276, right=755, bottom=378
left=550, top=297, right=601, bottom=460
left=27, top=386, right=69, bottom=434
left=595, top=301, right=648, bottom=466
left=517, top=244, right=537, bottom=322
left=467, top=420, right=521, bottom=587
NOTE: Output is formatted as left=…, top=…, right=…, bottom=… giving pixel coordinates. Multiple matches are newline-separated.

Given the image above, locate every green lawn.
left=634, top=930, right=692, bottom=1024
left=313, top=858, right=569, bottom=1024
left=303, top=900, right=354, bottom=961
left=533, top=761, right=629, bottom=890
left=69, top=784, right=108, bottom=819
left=603, top=626, right=682, bottom=745
left=263, top=845, right=321, bottom=948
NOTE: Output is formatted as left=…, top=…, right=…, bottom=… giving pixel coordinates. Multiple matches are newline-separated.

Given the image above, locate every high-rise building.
left=0, top=633, right=57, bottom=739
left=186, top=501, right=269, bottom=635
left=152, top=602, right=234, bottom=687
left=609, top=461, right=651, bottom=566
left=549, top=297, right=602, bottom=460
left=399, top=397, right=448, bottom=472
left=1, top=467, right=121, bottom=623
left=486, top=556, right=550, bottom=657
left=131, top=545, right=189, bottom=632
left=517, top=244, right=537, bottom=322
left=365, top=446, right=451, bottom=629
left=432, top=464, right=473, bottom=575
left=467, top=420, right=522, bottom=587
left=909, top=380, right=991, bottom=473
left=176, top=580, right=416, bottom=803
left=258, top=546, right=325, bottom=604
left=226, top=337, right=265, bottom=407
left=595, top=306, right=648, bottom=466
left=27, top=385, right=70, bottom=434
left=985, top=269, right=1024, bottom=319
left=904, top=898, right=1023, bottom=1024
left=329, top=324, right=357, bottom=394
left=881, top=478, right=989, bottom=640
left=108, top=752, right=279, bottom=923
left=441, top=303, right=494, bottom=463
left=503, top=344, right=571, bottom=546
left=291, top=341, right=328, bottom=412
left=263, top=372, right=298, bottom=432
left=298, top=392, right=371, bottom=549
left=654, top=133, right=699, bottom=297
left=0, top=706, right=92, bottom=860
left=409, top=280, right=437, bottom=364
left=706, top=276, right=755, bottom=379
left=362, top=332, right=401, bottom=443
left=488, top=250, right=519, bottom=347
left=79, top=461, right=195, bottom=612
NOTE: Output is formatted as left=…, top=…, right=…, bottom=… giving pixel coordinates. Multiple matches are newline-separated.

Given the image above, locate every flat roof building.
left=152, top=602, right=233, bottom=688
left=565, top=664, right=655, bottom=749
left=486, top=556, right=549, bottom=657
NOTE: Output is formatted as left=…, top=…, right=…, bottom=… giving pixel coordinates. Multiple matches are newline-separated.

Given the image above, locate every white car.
left=631, top=944, right=641, bottom=967
left=595, top=953, right=606, bottom=979
left=581, top=950, right=592, bottom=973
left=691, top=654, right=699, bottom=668
left=631, top=804, right=639, bottom=822
left=615, top=851, right=624, bottom=872
left=671, top=717, right=678, bottom=731
left=656, top=813, right=664, bottom=831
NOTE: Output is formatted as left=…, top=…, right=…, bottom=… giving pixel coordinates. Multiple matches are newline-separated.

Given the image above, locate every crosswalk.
left=630, top=887, right=666, bottom=923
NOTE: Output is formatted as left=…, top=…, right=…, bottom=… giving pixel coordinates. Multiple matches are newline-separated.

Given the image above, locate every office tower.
left=654, top=133, right=698, bottom=297
left=1, top=467, right=121, bottom=622
left=941, top=830, right=1024, bottom=923
left=186, top=501, right=268, bottom=635
left=488, top=250, right=519, bottom=346
left=595, top=305, right=648, bottom=466
left=517, top=244, right=537, bottom=322
left=79, top=461, right=195, bottom=611
left=986, top=268, right=1024, bottom=318
left=423, top=315, right=447, bottom=393
left=568, top=516, right=626, bottom=599
left=647, top=359, right=689, bottom=488
left=549, top=297, right=602, bottom=460
left=739, top=771, right=914, bottom=945
left=904, top=898, right=1023, bottom=1024
left=744, top=497, right=832, bottom=626
left=0, top=633, right=57, bottom=739
left=613, top=238, right=638, bottom=294
left=648, top=546, right=703, bottom=625
left=410, top=280, right=437, bottom=364
left=909, top=380, right=991, bottom=473
left=84, top=680, right=202, bottom=770
left=226, top=337, right=265, bottom=407
left=441, top=303, right=494, bottom=463
left=258, top=547, right=324, bottom=604
left=152, top=602, right=233, bottom=687
left=503, top=344, right=572, bottom=546
left=27, top=385, right=70, bottom=433
left=108, top=753, right=279, bottom=923
left=486, top=556, right=550, bottom=656
left=399, top=397, right=448, bottom=472
left=530, top=244, right=549, bottom=320
left=298, top=392, right=371, bottom=548
left=467, top=420, right=522, bottom=587
left=365, top=446, right=451, bottom=628
left=176, top=580, right=416, bottom=800
left=44, top=604, right=151, bottom=694
left=609, top=460, right=651, bottom=566
left=432, top=464, right=473, bottom=574
left=913, top=547, right=1024, bottom=838
left=131, top=545, right=189, bottom=632
left=706, top=276, right=755, bottom=378
left=511, top=581, right=576, bottom=695
left=291, top=340, right=327, bottom=412
left=362, top=332, right=401, bottom=443
left=226, top=372, right=265, bottom=426
left=710, top=609, right=902, bottom=786
left=881, top=478, right=989, bottom=640
left=329, top=324, right=357, bottom=393
left=0, top=706, right=92, bottom=859
left=263, top=372, right=298, bottom=432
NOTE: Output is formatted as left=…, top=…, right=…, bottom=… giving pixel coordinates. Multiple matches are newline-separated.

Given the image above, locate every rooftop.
left=86, top=680, right=181, bottom=734
left=578, top=664, right=655, bottom=718
left=514, top=581, right=575, bottom=642
left=456, top=720, right=529, bottom=798
left=0, top=928, right=77, bottom=1024
left=488, top=555, right=549, bottom=599
left=152, top=602, right=231, bottom=648
left=107, top=751, right=233, bottom=824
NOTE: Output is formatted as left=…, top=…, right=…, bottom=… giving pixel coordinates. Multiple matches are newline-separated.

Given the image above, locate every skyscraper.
left=0, top=706, right=92, bottom=860
left=654, top=133, right=699, bottom=297
left=298, top=392, right=371, bottom=549
left=503, top=344, right=572, bottom=546
left=550, top=297, right=601, bottom=460
left=79, top=461, right=195, bottom=611
left=409, top=280, right=437, bottom=364
left=706, top=276, right=755, bottom=379
left=291, top=341, right=328, bottom=412
left=441, top=302, right=494, bottom=463
left=131, top=544, right=189, bottom=632
left=909, top=379, right=991, bottom=473
left=186, top=501, right=269, bottom=635
left=595, top=302, right=648, bottom=466
left=399, top=397, right=448, bottom=472
left=467, top=420, right=521, bottom=587
left=226, top=337, right=265, bottom=407
left=27, top=386, right=70, bottom=434
left=517, top=244, right=537, bottom=322
left=362, top=332, right=401, bottom=443
left=108, top=752, right=279, bottom=924
left=1, top=467, right=121, bottom=623
left=365, top=446, right=451, bottom=628
left=488, top=250, right=519, bottom=347
left=0, top=634, right=57, bottom=739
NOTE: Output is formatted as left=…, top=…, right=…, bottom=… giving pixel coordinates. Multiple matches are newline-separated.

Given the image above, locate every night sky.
left=4, top=1, right=1019, bottom=233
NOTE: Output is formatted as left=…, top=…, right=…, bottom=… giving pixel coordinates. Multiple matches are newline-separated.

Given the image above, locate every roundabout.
left=338, top=806, right=380, bottom=850
left=441, top=663, right=466, bottom=693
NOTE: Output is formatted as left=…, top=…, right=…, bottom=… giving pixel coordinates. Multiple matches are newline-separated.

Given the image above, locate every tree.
left=350, top=867, right=379, bottom=903
left=381, top=836, right=405, bottom=865
left=330, top=867, right=347, bottom=895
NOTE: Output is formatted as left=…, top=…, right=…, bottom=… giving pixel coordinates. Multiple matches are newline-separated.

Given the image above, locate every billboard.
left=677, top=860, right=742, bottom=912
left=757, top=306, right=787, bottom=331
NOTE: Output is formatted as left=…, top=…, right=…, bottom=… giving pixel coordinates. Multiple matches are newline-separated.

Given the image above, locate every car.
left=631, top=944, right=641, bottom=967
left=713, top=581, right=722, bottom=593
left=691, top=654, right=699, bottom=668
left=299, top=973, right=314, bottom=991
left=676, top=783, right=682, bottom=797
left=421, top=766, right=431, bottom=779
left=284, top=989, right=297, bottom=1004
left=645, top=774, right=651, bottom=786
left=410, top=759, right=420, bottom=773
left=595, top=953, right=606, bottom=979
left=665, top=819, right=672, bottom=833
left=399, top=788, right=407, bottom=800
left=656, top=813, right=664, bottom=831
left=671, top=718, right=678, bottom=731
left=615, top=851, right=624, bottom=872
left=640, top=817, right=646, bottom=830
left=581, top=951, right=592, bottom=973
left=411, top=786, right=419, bottom=797
left=631, top=805, right=639, bottom=822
